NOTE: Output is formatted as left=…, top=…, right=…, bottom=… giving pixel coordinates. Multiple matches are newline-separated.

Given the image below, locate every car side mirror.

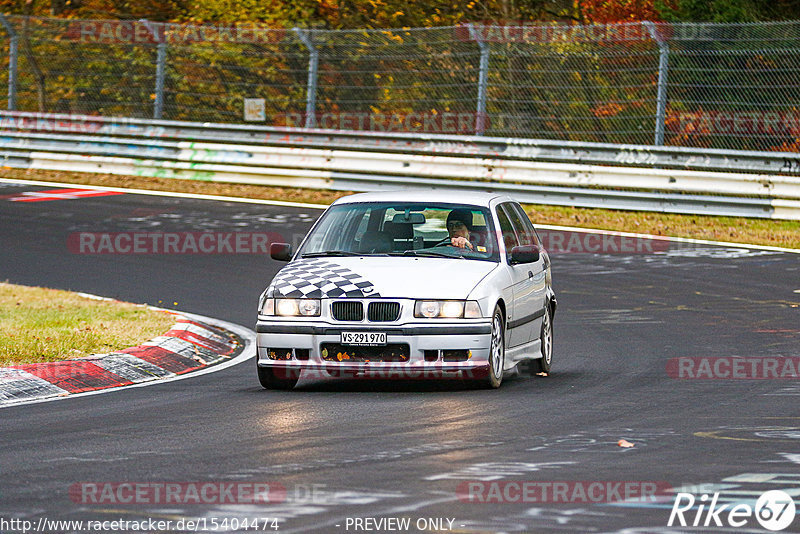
left=510, top=244, right=540, bottom=264
left=270, top=243, right=293, bottom=262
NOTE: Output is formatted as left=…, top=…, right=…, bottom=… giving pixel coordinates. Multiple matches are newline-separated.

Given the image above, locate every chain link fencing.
left=0, top=15, right=798, bottom=152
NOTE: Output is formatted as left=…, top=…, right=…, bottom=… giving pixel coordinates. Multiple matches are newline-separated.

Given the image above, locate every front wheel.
left=257, top=364, right=299, bottom=390
left=481, top=305, right=506, bottom=388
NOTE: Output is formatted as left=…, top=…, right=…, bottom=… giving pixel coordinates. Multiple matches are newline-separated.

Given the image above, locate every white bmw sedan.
left=256, top=191, right=556, bottom=389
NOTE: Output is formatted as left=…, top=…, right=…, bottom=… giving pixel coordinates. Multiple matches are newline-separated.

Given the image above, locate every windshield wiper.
left=301, top=251, right=362, bottom=258
left=389, top=249, right=464, bottom=258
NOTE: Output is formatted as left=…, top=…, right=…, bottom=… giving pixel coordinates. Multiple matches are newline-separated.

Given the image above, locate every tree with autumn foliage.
left=2, top=0, right=798, bottom=28
left=576, top=0, right=800, bottom=23
left=0, top=0, right=586, bottom=26
left=0, top=0, right=186, bottom=21
left=1, top=0, right=798, bottom=150
left=577, top=0, right=670, bottom=23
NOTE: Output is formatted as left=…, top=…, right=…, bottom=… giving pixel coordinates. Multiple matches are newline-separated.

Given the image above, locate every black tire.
left=531, top=305, right=553, bottom=374
left=480, top=304, right=506, bottom=389
left=257, top=364, right=299, bottom=390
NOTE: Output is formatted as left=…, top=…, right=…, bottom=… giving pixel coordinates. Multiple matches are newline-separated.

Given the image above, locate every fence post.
left=643, top=21, right=669, bottom=146
left=0, top=14, right=18, bottom=111
left=467, top=23, right=490, bottom=135
left=154, top=42, right=167, bottom=119
left=139, top=20, right=167, bottom=120
left=294, top=28, right=319, bottom=128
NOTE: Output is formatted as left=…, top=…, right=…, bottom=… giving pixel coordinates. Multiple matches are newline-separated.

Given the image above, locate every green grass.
left=0, top=282, right=178, bottom=366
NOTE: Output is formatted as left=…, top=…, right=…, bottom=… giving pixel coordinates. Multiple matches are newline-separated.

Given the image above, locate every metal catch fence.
left=0, top=16, right=799, bottom=152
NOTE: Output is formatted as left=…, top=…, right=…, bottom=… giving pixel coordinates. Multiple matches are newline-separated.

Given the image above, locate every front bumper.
left=256, top=320, right=492, bottom=378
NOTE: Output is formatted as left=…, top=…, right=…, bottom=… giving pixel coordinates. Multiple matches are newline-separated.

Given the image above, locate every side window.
left=496, top=205, right=518, bottom=259
left=508, top=203, right=540, bottom=247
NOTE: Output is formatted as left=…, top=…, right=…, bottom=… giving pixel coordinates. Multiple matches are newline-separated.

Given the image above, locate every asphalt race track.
left=1, top=181, right=799, bottom=534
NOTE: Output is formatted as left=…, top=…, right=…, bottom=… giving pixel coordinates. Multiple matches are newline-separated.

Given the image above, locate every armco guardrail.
left=1, top=111, right=799, bottom=220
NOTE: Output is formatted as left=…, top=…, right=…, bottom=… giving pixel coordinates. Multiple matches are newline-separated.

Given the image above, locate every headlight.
left=416, top=300, right=441, bottom=318
left=415, top=300, right=482, bottom=318
left=261, top=298, right=321, bottom=317
left=440, top=301, right=465, bottom=318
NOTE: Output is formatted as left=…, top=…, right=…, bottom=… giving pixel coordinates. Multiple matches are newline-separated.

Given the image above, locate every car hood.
left=266, top=256, right=498, bottom=300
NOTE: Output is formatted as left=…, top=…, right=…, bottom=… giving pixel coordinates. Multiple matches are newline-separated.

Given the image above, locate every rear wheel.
left=257, top=364, right=299, bottom=390
left=531, top=305, right=553, bottom=374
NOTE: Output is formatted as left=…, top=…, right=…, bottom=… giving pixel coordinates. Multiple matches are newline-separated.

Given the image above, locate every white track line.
left=1, top=177, right=798, bottom=254
left=0, top=176, right=329, bottom=209
left=0, top=310, right=256, bottom=409
left=535, top=223, right=800, bottom=254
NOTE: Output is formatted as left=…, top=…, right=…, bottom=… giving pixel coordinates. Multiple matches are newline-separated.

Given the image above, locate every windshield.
left=296, top=202, right=499, bottom=262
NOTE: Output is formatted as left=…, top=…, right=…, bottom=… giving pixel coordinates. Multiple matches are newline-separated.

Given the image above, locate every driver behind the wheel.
left=446, top=209, right=474, bottom=250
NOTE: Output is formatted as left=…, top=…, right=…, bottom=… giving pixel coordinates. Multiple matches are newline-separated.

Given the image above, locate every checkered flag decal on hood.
left=267, top=259, right=381, bottom=298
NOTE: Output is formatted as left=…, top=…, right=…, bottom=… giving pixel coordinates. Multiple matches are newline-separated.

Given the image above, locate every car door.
left=496, top=204, right=532, bottom=348
left=501, top=202, right=547, bottom=347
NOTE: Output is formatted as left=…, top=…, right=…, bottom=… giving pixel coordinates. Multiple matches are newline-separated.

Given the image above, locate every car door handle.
left=528, top=271, right=534, bottom=278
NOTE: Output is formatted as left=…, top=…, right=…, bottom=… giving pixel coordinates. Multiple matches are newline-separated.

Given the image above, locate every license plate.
left=340, top=332, right=387, bottom=346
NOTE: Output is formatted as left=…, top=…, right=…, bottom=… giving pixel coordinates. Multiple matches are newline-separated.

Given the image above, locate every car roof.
left=331, top=190, right=514, bottom=207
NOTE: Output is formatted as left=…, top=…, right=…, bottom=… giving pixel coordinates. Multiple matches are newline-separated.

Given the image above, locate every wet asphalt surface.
left=1, top=181, right=799, bottom=533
